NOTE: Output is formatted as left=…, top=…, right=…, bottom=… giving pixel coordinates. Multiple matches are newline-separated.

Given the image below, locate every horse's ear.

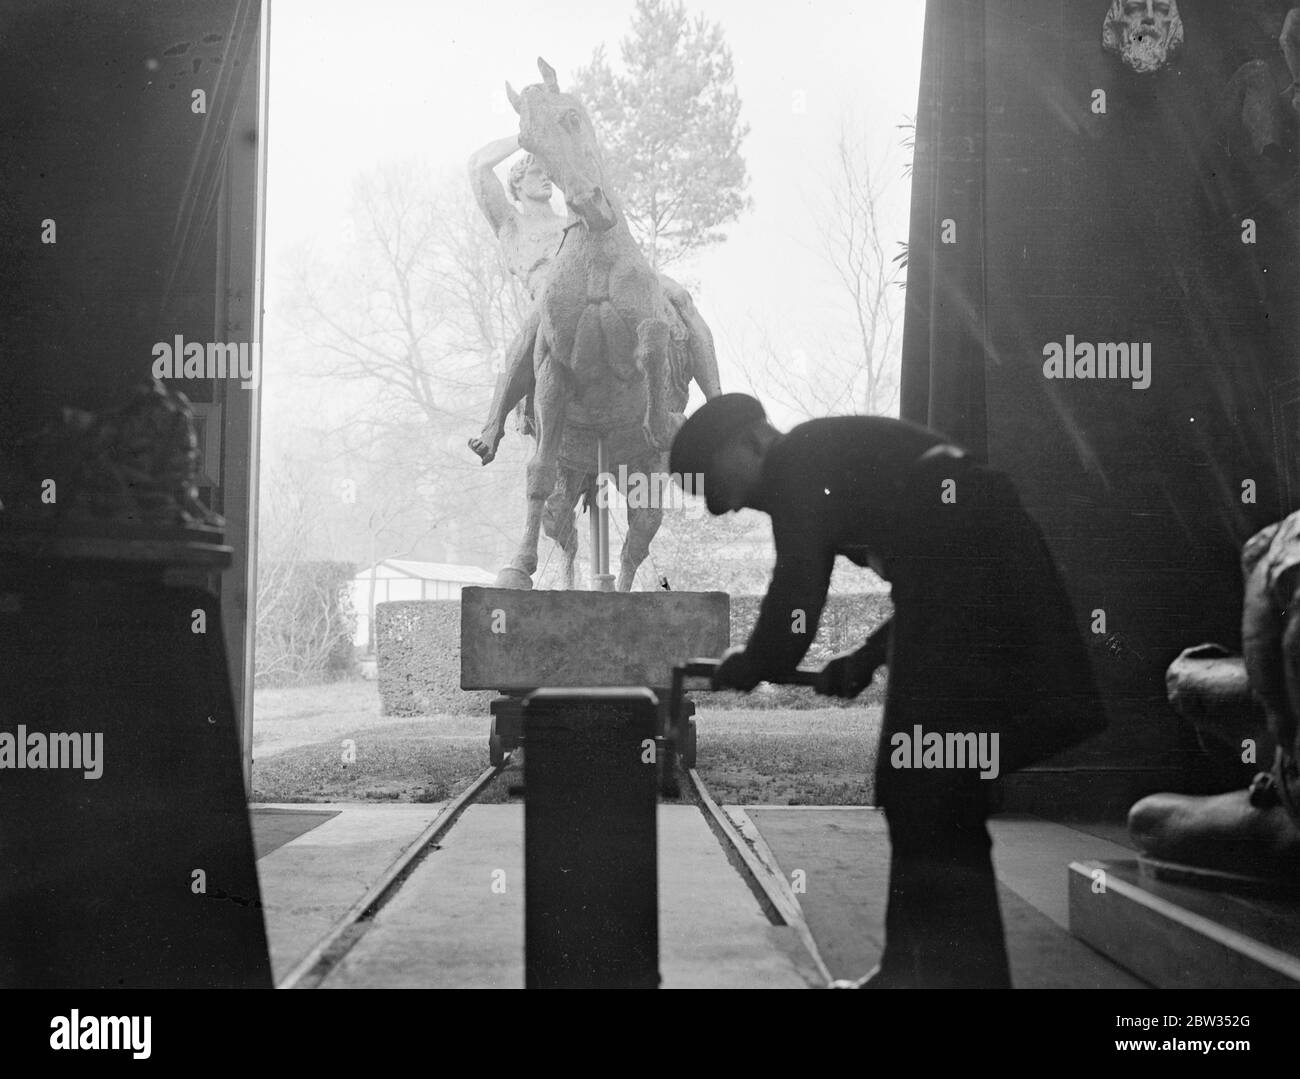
left=505, top=81, right=522, bottom=114
left=538, top=57, right=559, bottom=92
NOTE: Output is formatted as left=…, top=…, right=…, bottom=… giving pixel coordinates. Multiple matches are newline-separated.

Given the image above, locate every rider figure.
left=466, top=134, right=564, bottom=464
left=466, top=134, right=721, bottom=466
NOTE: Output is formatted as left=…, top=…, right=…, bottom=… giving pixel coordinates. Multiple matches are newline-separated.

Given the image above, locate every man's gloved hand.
left=712, top=645, right=761, bottom=692
left=817, top=646, right=884, bottom=699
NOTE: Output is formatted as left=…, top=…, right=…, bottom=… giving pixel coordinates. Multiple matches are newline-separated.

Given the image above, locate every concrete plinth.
left=460, top=587, right=729, bottom=691
left=1069, top=858, right=1300, bottom=988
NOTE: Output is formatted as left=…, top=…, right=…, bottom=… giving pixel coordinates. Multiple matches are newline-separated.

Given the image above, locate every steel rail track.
left=278, top=741, right=831, bottom=988
left=278, top=758, right=507, bottom=989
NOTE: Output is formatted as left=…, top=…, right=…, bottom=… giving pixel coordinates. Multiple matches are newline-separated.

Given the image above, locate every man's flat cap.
left=669, top=393, right=767, bottom=479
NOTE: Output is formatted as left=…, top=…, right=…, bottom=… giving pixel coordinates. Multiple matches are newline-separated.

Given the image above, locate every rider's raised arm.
left=467, top=134, right=521, bottom=237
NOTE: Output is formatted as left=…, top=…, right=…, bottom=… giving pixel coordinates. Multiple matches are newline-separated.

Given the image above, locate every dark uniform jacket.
left=739, top=416, right=1106, bottom=782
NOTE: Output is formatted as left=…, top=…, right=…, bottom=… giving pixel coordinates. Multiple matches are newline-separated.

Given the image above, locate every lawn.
left=695, top=709, right=881, bottom=805
left=251, top=680, right=882, bottom=805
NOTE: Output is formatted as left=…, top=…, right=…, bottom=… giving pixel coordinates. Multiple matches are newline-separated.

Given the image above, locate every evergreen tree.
left=571, top=0, right=751, bottom=271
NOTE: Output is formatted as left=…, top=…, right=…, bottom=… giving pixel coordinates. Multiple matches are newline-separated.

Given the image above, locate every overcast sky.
left=262, top=0, right=926, bottom=436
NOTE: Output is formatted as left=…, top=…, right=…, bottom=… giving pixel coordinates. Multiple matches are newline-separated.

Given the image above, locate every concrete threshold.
left=738, top=807, right=1145, bottom=987
left=318, top=803, right=820, bottom=988
left=253, top=802, right=446, bottom=984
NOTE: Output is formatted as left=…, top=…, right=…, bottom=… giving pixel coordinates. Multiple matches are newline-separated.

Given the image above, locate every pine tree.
left=571, top=0, right=751, bottom=271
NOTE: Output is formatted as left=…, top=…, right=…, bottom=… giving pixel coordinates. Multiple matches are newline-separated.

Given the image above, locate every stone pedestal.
left=0, top=521, right=271, bottom=987
left=463, top=587, right=726, bottom=772
left=460, top=587, right=730, bottom=691
left=523, top=688, right=660, bottom=989
left=1069, top=858, right=1300, bottom=988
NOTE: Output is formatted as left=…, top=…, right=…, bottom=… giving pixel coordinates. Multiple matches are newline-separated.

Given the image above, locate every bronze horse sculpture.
left=495, top=58, right=721, bottom=591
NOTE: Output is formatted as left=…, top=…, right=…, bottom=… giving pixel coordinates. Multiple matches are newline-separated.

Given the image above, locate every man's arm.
left=716, top=489, right=835, bottom=690
left=857, top=615, right=892, bottom=668
left=467, top=134, right=521, bottom=237
left=814, top=612, right=892, bottom=698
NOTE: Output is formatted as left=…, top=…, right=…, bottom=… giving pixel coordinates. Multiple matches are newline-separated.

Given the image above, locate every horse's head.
left=507, top=58, right=617, bottom=232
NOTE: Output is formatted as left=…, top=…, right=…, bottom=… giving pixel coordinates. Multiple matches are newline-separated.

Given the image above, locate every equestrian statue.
left=474, top=57, right=722, bottom=591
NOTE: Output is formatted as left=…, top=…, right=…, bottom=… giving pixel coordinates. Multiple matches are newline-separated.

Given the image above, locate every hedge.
left=375, top=593, right=893, bottom=717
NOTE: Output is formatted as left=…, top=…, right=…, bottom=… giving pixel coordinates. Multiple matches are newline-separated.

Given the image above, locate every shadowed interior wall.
left=0, top=0, right=265, bottom=785
left=0, top=1, right=270, bottom=985
left=902, top=0, right=1300, bottom=805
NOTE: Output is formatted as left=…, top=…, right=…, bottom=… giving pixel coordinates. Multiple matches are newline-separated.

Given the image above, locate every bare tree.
left=279, top=159, right=537, bottom=570
left=822, top=123, right=904, bottom=414
left=286, top=160, right=468, bottom=433
left=254, top=455, right=358, bottom=686
left=752, top=117, right=905, bottom=420
left=254, top=459, right=313, bottom=684
left=426, top=169, right=528, bottom=368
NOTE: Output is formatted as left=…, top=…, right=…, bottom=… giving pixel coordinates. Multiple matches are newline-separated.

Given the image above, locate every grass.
left=696, top=709, right=882, bottom=805
left=252, top=680, right=410, bottom=758
left=251, top=717, right=493, bottom=803
left=251, top=680, right=883, bottom=805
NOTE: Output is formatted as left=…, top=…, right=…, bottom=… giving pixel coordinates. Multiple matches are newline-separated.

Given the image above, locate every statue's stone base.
left=1069, top=859, right=1300, bottom=988
left=463, top=587, right=725, bottom=775
left=459, top=587, right=729, bottom=691
left=1137, top=855, right=1300, bottom=899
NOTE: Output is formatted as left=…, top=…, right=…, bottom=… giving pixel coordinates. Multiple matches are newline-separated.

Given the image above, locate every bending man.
left=670, top=394, right=1107, bottom=988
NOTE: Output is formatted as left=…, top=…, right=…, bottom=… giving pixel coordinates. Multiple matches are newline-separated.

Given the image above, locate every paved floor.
left=251, top=807, right=340, bottom=858
left=319, top=804, right=818, bottom=988
left=734, top=807, right=1146, bottom=988
left=252, top=799, right=1150, bottom=988
left=253, top=802, right=445, bottom=983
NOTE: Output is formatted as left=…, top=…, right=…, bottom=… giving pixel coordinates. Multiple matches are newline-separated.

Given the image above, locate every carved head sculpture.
left=1102, top=0, right=1184, bottom=74
left=506, top=58, right=617, bottom=232
left=506, top=153, right=553, bottom=205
